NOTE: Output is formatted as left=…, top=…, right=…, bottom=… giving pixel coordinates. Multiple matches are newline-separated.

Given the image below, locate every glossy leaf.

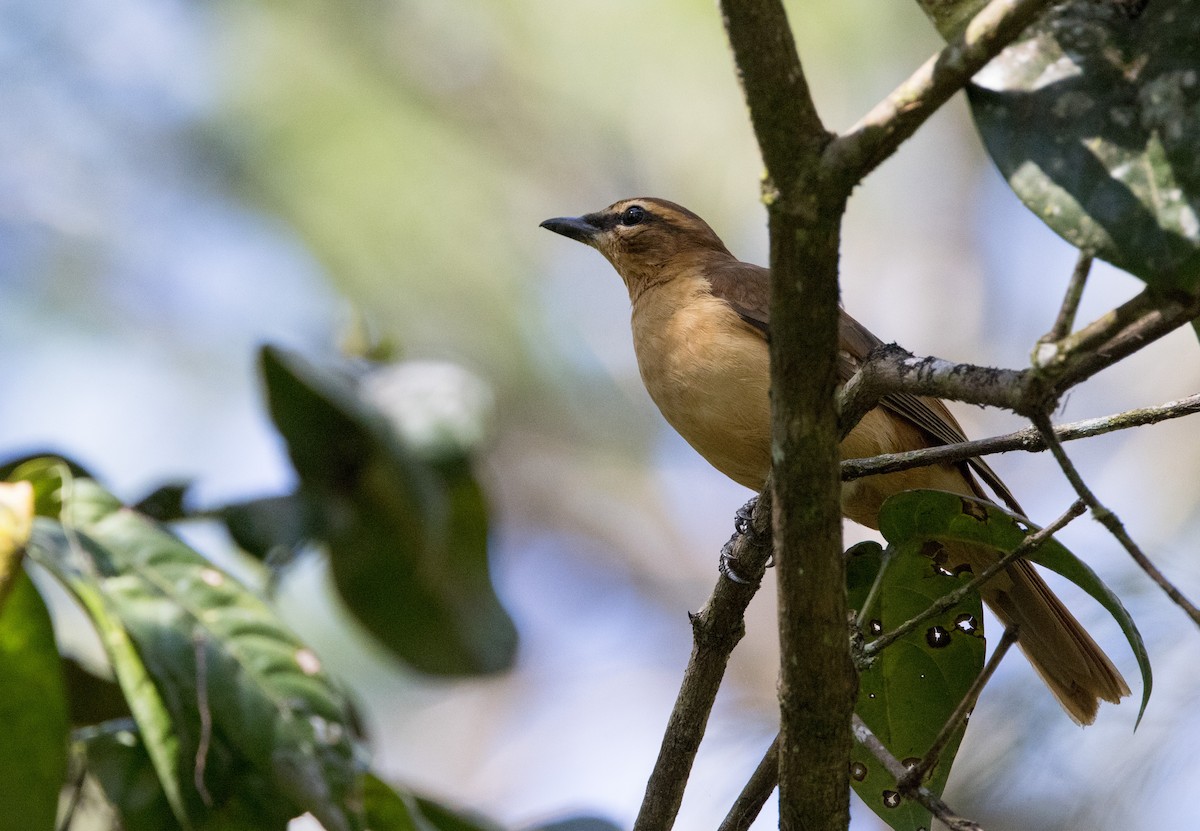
left=878, top=489, right=1151, bottom=723
left=0, top=569, right=69, bottom=831
left=27, top=519, right=193, bottom=829
left=260, top=346, right=516, bottom=676
left=27, top=478, right=364, bottom=831
left=81, top=720, right=293, bottom=831
left=81, top=720, right=181, bottom=831
left=966, top=0, right=1200, bottom=289
left=362, top=774, right=503, bottom=831
left=846, top=539, right=985, bottom=831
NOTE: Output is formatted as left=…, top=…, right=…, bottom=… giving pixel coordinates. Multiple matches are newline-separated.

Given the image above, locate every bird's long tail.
left=949, top=541, right=1130, bottom=725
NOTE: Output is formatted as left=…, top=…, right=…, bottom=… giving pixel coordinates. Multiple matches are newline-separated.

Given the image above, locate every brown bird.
left=540, top=197, right=1129, bottom=724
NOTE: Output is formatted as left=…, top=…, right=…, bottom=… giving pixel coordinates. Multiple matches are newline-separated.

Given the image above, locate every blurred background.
left=3, top=0, right=1199, bottom=828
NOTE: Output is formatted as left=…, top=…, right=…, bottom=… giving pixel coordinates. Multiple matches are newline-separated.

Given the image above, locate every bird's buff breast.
left=630, top=283, right=772, bottom=490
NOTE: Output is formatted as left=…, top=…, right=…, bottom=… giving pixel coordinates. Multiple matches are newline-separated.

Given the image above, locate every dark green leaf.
left=134, top=482, right=192, bottom=522
left=63, top=657, right=131, bottom=726
left=362, top=774, right=503, bottom=831
left=967, top=0, right=1200, bottom=289
left=219, top=492, right=313, bottom=562
left=878, top=489, right=1151, bottom=724
left=845, top=535, right=984, bottom=831
left=260, top=346, right=517, bottom=676
left=0, top=568, right=69, bottom=831
left=81, top=720, right=293, bottom=831
left=81, top=720, right=180, bottom=831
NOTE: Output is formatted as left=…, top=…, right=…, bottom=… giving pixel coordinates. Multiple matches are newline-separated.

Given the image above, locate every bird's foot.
left=719, top=496, right=771, bottom=583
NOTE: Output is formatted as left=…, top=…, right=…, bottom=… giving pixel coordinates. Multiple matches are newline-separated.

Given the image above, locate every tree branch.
left=632, top=491, right=774, bottom=831
left=1040, top=251, right=1093, bottom=347
left=824, top=0, right=1055, bottom=180
left=838, top=285, right=1200, bottom=434
left=718, top=734, right=780, bottom=831
left=851, top=714, right=984, bottom=831
left=721, top=2, right=854, bottom=829
left=1030, top=415, right=1200, bottom=628
left=840, top=393, right=1200, bottom=481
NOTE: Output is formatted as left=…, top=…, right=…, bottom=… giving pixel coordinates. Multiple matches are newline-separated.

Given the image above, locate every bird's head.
left=540, top=198, right=733, bottom=296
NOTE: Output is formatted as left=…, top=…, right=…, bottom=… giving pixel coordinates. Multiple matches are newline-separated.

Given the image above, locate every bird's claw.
left=720, top=496, right=770, bottom=584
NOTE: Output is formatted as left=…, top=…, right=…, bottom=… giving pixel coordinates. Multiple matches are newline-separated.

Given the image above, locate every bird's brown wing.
left=704, top=260, right=771, bottom=337
left=838, top=311, right=1024, bottom=515
left=704, top=264, right=1022, bottom=514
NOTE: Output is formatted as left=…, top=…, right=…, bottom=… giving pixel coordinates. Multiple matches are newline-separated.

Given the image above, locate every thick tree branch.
left=824, top=0, right=1054, bottom=180
left=721, top=2, right=853, bottom=830
left=851, top=715, right=984, bottom=831
left=1031, top=415, right=1200, bottom=628
left=720, top=0, right=829, bottom=190
left=841, top=393, right=1200, bottom=481
left=632, top=491, right=773, bottom=831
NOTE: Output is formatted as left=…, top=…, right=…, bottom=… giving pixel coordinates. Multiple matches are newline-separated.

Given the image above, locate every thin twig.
left=825, top=0, right=1055, bottom=180
left=1041, top=251, right=1093, bottom=345
left=841, top=393, right=1200, bottom=481
left=900, top=626, right=1021, bottom=790
left=1031, top=414, right=1200, bottom=627
left=857, top=546, right=895, bottom=626
left=718, top=734, right=780, bottom=831
left=56, top=745, right=90, bottom=831
left=863, top=500, right=1086, bottom=658
left=851, top=714, right=984, bottom=831
left=632, top=490, right=774, bottom=831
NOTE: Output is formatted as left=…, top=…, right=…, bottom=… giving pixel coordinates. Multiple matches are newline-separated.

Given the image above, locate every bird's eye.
left=620, top=205, right=646, bottom=226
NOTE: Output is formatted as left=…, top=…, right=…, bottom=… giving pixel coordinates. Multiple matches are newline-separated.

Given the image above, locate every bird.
left=540, top=196, right=1129, bottom=724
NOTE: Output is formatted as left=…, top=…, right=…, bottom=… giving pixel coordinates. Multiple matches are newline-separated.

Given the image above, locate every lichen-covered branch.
left=841, top=393, right=1200, bottom=481
left=825, top=0, right=1056, bottom=180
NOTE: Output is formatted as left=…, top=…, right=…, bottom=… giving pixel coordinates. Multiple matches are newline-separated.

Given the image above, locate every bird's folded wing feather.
left=704, top=262, right=1023, bottom=515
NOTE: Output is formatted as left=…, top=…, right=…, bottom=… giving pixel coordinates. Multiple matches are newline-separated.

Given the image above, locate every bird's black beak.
left=540, top=215, right=600, bottom=245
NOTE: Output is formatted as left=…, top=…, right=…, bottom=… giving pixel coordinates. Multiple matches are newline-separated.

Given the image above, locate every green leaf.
left=219, top=493, right=313, bottom=563
left=63, top=656, right=131, bottom=726
left=878, top=490, right=1151, bottom=723
left=133, top=482, right=192, bottom=522
left=81, top=720, right=293, bottom=831
left=27, top=520, right=192, bottom=829
left=0, top=568, right=69, bottom=831
left=912, top=0, right=987, bottom=39
left=846, top=538, right=984, bottom=831
left=362, top=774, right=503, bottom=831
left=967, top=0, right=1200, bottom=290
left=260, top=346, right=517, bottom=676
left=28, top=479, right=365, bottom=831
left=80, top=720, right=181, bottom=831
